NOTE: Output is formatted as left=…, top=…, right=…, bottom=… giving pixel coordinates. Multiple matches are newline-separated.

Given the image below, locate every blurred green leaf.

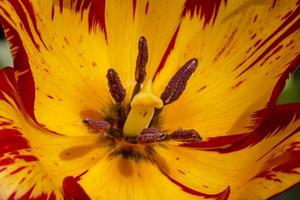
left=278, top=68, right=300, bottom=104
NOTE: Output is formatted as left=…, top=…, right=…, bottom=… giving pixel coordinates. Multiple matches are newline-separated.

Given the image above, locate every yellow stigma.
left=123, top=80, right=163, bottom=137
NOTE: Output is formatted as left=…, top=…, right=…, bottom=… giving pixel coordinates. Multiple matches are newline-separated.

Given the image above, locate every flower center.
left=83, top=37, right=201, bottom=145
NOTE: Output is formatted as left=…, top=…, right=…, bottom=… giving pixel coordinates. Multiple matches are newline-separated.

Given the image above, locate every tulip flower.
left=0, top=0, right=299, bottom=199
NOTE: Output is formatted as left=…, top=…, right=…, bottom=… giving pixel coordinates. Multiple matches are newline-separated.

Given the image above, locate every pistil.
left=123, top=80, right=163, bottom=137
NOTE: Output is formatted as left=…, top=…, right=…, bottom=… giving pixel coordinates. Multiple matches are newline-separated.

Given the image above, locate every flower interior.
left=0, top=1, right=299, bottom=199
left=82, top=36, right=201, bottom=160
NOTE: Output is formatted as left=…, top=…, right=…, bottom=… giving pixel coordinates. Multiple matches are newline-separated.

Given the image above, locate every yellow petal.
left=0, top=0, right=110, bottom=136
left=105, top=0, right=186, bottom=82
left=153, top=0, right=300, bottom=137
left=78, top=154, right=229, bottom=200
left=1, top=1, right=299, bottom=199
left=154, top=104, right=300, bottom=199
left=0, top=68, right=110, bottom=199
left=0, top=0, right=188, bottom=137
left=1, top=0, right=299, bottom=138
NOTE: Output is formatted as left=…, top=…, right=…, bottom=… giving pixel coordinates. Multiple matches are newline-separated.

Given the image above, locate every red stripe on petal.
left=153, top=25, right=180, bottom=80
left=161, top=171, right=231, bottom=199
left=181, top=104, right=300, bottom=153
left=259, top=45, right=283, bottom=67
left=214, top=28, right=238, bottom=62
left=10, top=166, right=26, bottom=175
left=15, top=155, right=38, bottom=162
left=234, top=3, right=300, bottom=75
left=81, top=0, right=106, bottom=34
left=254, top=142, right=300, bottom=182
left=267, top=55, right=300, bottom=106
left=58, top=0, right=107, bottom=36
left=0, top=20, right=36, bottom=119
left=0, top=158, right=14, bottom=166
left=0, top=128, right=39, bottom=175
left=182, top=0, right=227, bottom=27
left=63, top=176, right=91, bottom=200
left=145, top=1, right=149, bottom=14
left=0, top=49, right=60, bottom=137
left=8, top=187, right=52, bottom=200
left=132, top=0, right=137, bottom=18
left=0, top=68, right=17, bottom=103
left=236, top=17, right=300, bottom=77
left=48, top=192, right=56, bottom=200
left=254, top=104, right=300, bottom=137
left=6, top=0, right=46, bottom=49
left=180, top=134, right=245, bottom=149
left=63, top=172, right=90, bottom=200
left=271, top=0, right=278, bottom=9
left=257, top=127, right=300, bottom=162
left=0, top=129, right=30, bottom=157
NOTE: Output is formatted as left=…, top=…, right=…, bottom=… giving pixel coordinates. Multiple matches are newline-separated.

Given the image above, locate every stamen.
left=82, top=118, right=111, bottom=131
left=106, top=68, right=126, bottom=103
left=130, top=36, right=149, bottom=102
left=135, top=36, right=148, bottom=83
left=160, top=58, right=198, bottom=105
left=170, top=129, right=202, bottom=141
left=115, top=105, right=126, bottom=129
left=137, top=128, right=166, bottom=144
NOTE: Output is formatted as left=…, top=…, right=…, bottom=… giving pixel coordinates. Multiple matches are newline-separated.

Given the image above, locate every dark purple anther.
left=135, top=36, right=148, bottom=83
left=170, top=129, right=201, bottom=141
left=106, top=68, right=126, bottom=103
left=82, top=118, right=111, bottom=131
left=137, top=128, right=166, bottom=144
left=160, top=58, right=198, bottom=105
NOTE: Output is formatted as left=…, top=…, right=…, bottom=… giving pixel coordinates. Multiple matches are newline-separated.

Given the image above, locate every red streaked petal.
left=0, top=16, right=35, bottom=119
left=75, top=154, right=229, bottom=200
left=154, top=103, right=300, bottom=199
left=162, top=171, right=231, bottom=199
left=0, top=69, right=63, bottom=199
left=0, top=0, right=111, bottom=137
left=153, top=0, right=300, bottom=137
left=181, top=103, right=300, bottom=151
left=0, top=0, right=191, bottom=137
left=63, top=175, right=91, bottom=200
left=181, top=0, right=228, bottom=28
left=0, top=68, right=110, bottom=199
